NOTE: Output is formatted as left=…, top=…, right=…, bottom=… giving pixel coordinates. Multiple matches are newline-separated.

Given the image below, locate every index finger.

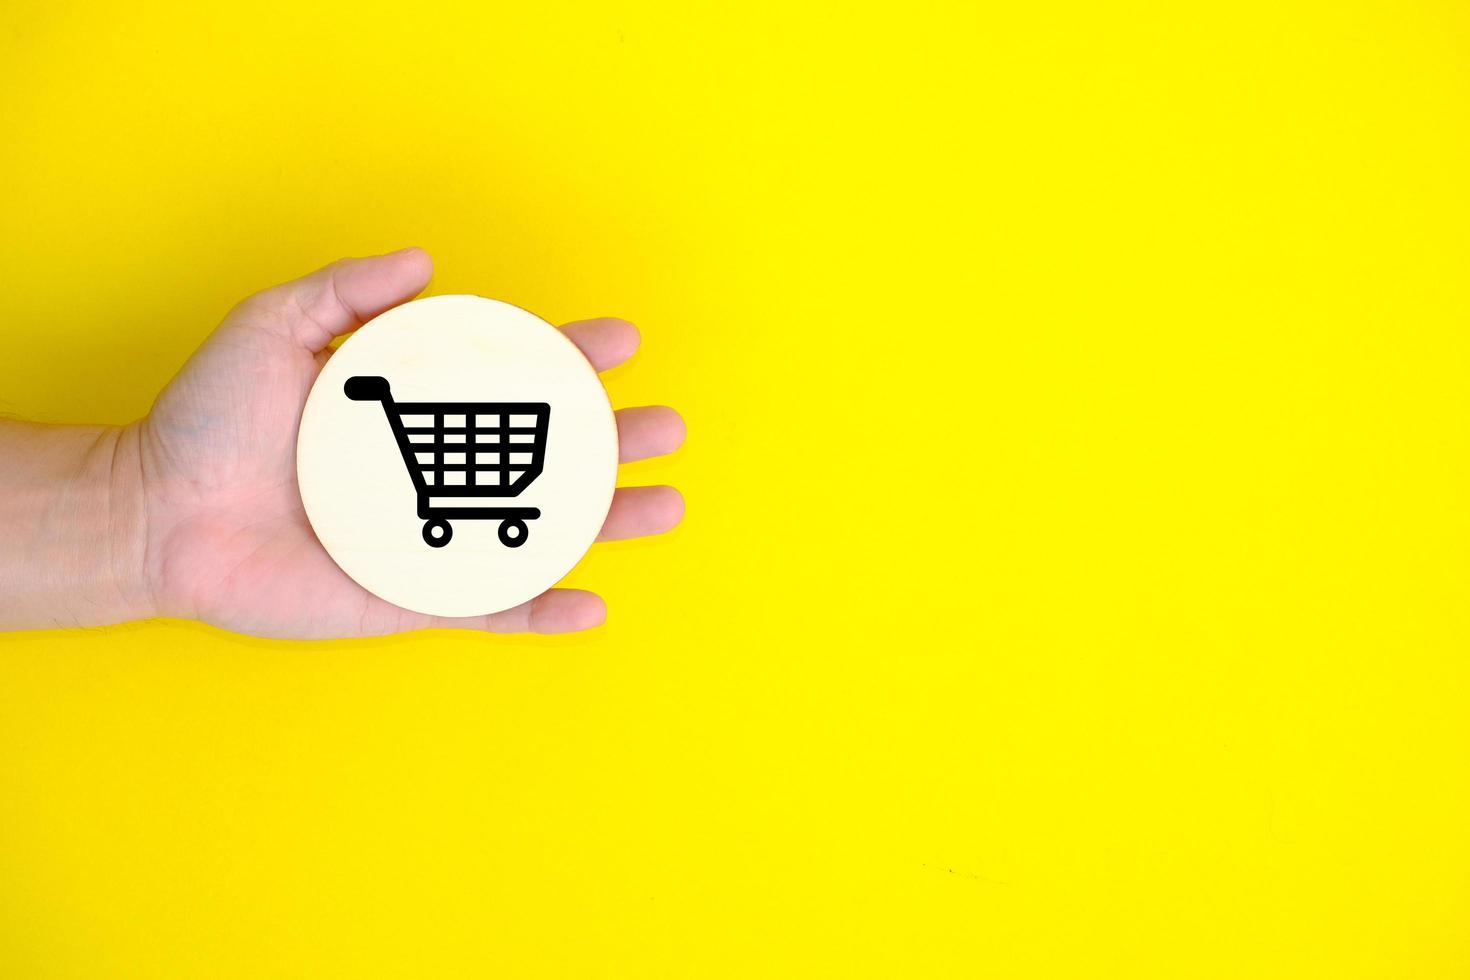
left=560, top=317, right=641, bottom=372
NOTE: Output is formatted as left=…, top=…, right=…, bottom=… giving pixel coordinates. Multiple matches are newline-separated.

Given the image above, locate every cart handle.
left=344, top=376, right=391, bottom=402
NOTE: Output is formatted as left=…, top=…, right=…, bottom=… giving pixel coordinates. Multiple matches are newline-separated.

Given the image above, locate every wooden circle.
left=297, top=295, right=618, bottom=617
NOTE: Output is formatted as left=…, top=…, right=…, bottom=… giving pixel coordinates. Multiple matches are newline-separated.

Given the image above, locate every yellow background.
left=2, top=1, right=1469, bottom=976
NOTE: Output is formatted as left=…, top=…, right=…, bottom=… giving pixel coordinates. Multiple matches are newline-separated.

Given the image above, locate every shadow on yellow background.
left=2, top=1, right=1469, bottom=976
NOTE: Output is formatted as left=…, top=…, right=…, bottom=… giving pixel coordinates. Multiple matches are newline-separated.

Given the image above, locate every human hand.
left=130, top=249, right=684, bottom=638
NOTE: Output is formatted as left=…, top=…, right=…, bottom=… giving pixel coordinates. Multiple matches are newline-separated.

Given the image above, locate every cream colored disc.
left=296, top=295, right=618, bottom=617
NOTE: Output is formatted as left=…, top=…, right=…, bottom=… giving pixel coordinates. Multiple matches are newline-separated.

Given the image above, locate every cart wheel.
left=498, top=518, right=529, bottom=548
left=423, top=519, right=452, bottom=548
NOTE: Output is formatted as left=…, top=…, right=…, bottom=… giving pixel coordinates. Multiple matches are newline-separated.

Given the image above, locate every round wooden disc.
left=296, top=295, right=618, bottom=618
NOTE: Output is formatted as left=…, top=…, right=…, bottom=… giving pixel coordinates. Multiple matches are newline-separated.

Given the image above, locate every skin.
left=0, top=248, right=685, bottom=638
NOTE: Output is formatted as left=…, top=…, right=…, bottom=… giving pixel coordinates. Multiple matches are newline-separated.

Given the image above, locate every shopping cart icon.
left=345, top=375, right=550, bottom=548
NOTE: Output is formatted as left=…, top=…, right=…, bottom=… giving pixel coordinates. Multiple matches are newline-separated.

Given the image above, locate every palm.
left=134, top=250, right=683, bottom=639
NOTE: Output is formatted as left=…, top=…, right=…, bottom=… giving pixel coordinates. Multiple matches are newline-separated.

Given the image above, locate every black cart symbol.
left=345, top=375, right=550, bottom=548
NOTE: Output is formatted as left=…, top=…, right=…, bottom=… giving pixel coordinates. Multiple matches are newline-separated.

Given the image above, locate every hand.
left=132, top=248, right=685, bottom=638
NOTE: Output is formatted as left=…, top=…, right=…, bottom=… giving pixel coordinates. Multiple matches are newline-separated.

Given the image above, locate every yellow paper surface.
left=1, top=2, right=1468, bottom=976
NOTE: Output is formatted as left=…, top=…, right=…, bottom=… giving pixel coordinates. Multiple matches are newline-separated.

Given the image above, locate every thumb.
left=242, top=247, right=434, bottom=353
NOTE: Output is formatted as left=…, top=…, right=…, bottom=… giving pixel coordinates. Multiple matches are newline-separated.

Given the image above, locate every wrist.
left=0, top=420, right=158, bottom=629
left=102, top=423, right=163, bottom=623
